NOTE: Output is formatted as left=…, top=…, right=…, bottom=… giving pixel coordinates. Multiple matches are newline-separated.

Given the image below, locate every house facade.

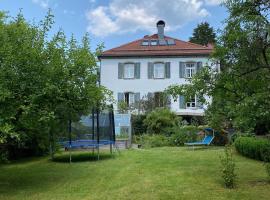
left=99, top=21, right=216, bottom=116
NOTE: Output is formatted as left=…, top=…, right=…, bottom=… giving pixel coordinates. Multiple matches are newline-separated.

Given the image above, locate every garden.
left=1, top=1, right=270, bottom=200
left=1, top=147, right=270, bottom=200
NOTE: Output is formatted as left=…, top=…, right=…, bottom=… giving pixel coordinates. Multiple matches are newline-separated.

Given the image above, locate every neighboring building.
left=99, top=20, right=216, bottom=116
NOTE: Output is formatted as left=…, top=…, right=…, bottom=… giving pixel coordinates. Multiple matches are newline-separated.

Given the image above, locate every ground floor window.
left=124, top=92, right=135, bottom=106
left=151, top=92, right=170, bottom=108
left=186, top=96, right=196, bottom=108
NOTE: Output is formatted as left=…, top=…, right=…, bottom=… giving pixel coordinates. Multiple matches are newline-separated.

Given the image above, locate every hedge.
left=234, top=137, right=270, bottom=162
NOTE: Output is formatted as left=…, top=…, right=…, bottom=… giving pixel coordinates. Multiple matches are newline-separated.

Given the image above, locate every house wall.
left=100, top=56, right=216, bottom=116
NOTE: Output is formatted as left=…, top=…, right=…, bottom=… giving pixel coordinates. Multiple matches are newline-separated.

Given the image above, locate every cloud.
left=32, top=0, right=49, bottom=9
left=86, top=0, right=210, bottom=37
left=204, top=0, right=223, bottom=6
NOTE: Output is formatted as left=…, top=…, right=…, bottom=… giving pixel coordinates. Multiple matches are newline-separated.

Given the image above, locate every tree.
left=189, top=22, right=216, bottom=46
left=168, top=0, right=270, bottom=134
left=0, top=10, right=111, bottom=160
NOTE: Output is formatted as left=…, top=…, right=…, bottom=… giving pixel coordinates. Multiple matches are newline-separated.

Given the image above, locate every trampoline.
left=59, top=105, right=118, bottom=162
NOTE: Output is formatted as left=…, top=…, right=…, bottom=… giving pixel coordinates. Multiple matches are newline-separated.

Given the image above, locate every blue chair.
left=185, top=128, right=215, bottom=149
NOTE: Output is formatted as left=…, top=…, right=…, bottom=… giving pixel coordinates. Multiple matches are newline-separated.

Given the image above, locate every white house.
left=99, top=20, right=215, bottom=116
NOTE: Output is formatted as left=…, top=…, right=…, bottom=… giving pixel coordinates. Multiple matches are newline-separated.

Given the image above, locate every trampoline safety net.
left=60, top=107, right=116, bottom=150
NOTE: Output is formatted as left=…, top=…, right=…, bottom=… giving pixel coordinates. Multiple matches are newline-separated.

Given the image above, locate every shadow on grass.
left=185, top=146, right=224, bottom=151
left=52, top=152, right=115, bottom=163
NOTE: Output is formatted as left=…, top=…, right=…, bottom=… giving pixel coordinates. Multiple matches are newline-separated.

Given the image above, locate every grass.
left=0, top=147, right=270, bottom=200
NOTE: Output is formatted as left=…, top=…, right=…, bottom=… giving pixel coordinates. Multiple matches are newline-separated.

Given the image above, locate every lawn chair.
left=184, top=128, right=215, bottom=150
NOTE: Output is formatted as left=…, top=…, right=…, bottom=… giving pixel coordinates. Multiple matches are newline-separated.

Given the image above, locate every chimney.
left=156, top=20, right=166, bottom=45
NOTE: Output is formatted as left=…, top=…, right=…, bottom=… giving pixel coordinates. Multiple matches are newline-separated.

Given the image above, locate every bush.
left=143, top=108, right=181, bottom=135
left=220, top=146, right=237, bottom=188
left=234, top=137, right=270, bottom=161
left=136, top=134, right=170, bottom=148
left=213, top=131, right=228, bottom=146
left=131, top=114, right=147, bottom=135
left=266, top=163, right=270, bottom=183
left=169, top=126, right=198, bottom=146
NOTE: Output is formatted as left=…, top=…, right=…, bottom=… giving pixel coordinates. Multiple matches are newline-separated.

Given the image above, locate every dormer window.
left=150, top=40, right=158, bottom=46
left=141, top=40, right=149, bottom=46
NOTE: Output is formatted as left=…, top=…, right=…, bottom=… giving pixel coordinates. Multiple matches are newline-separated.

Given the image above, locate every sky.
left=0, top=0, right=228, bottom=50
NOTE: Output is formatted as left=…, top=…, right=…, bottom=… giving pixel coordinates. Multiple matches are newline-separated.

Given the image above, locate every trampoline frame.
left=62, top=104, right=118, bottom=163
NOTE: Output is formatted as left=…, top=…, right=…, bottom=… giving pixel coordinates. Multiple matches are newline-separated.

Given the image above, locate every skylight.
left=141, top=40, right=149, bottom=46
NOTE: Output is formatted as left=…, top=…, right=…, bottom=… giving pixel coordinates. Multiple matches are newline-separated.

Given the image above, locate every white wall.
left=100, top=56, right=215, bottom=115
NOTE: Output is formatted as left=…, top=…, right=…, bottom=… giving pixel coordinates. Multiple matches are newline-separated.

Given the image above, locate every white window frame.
left=186, top=96, right=196, bottom=108
left=141, top=40, right=149, bottom=46
left=150, top=40, right=158, bottom=46
left=124, top=92, right=135, bottom=106
left=124, top=63, right=135, bottom=79
left=185, top=63, right=196, bottom=78
left=154, top=62, right=165, bottom=79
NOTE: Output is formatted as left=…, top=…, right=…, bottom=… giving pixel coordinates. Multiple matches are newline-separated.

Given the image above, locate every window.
left=154, top=63, right=165, bottom=78
left=150, top=40, right=158, bottom=46
left=185, top=63, right=196, bottom=78
left=141, top=40, right=149, bottom=46
left=124, top=92, right=135, bottom=106
left=186, top=96, right=196, bottom=108
left=153, top=92, right=170, bottom=108
left=124, top=63, right=135, bottom=79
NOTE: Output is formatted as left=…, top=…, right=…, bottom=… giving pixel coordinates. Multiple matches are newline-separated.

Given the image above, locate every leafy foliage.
left=0, top=11, right=110, bottom=160
left=143, top=108, right=180, bottom=135
left=136, top=134, right=170, bottom=148
left=169, top=126, right=198, bottom=146
left=220, top=145, right=237, bottom=188
left=131, top=114, right=147, bottom=135
left=167, top=1, right=270, bottom=133
left=189, top=22, right=216, bottom=46
left=234, top=136, right=270, bottom=162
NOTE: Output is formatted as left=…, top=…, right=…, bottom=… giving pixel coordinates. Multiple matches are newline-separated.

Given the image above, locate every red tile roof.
left=99, top=34, right=213, bottom=58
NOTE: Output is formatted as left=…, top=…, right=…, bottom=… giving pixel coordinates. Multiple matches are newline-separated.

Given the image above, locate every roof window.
left=150, top=40, right=158, bottom=46
left=141, top=40, right=149, bottom=46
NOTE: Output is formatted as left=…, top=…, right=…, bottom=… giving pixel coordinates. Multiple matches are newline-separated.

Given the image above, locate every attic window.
left=150, top=40, right=158, bottom=46
left=167, top=39, right=175, bottom=45
left=141, top=40, right=149, bottom=46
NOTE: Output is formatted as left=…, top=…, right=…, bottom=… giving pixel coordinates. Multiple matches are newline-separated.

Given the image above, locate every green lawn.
left=0, top=147, right=269, bottom=200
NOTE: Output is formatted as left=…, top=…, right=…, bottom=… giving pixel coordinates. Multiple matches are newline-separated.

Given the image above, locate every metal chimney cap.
left=156, top=20, right=165, bottom=27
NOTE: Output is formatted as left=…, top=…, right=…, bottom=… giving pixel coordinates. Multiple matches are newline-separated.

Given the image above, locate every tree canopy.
left=0, top=10, right=111, bottom=160
left=168, top=0, right=270, bottom=134
left=189, top=22, right=216, bottom=46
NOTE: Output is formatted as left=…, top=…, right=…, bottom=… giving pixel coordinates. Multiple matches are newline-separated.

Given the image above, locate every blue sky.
left=0, top=0, right=227, bottom=50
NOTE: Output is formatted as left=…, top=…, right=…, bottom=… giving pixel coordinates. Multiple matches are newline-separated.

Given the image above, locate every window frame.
left=153, top=62, right=165, bottom=79
left=124, top=92, right=135, bottom=106
left=150, top=40, right=158, bottom=46
left=123, top=63, right=135, bottom=79
left=141, top=40, right=149, bottom=46
left=186, top=95, right=196, bottom=109
left=185, top=62, right=196, bottom=78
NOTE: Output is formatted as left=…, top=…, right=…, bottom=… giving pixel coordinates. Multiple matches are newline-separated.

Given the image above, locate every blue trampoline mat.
left=60, top=140, right=115, bottom=149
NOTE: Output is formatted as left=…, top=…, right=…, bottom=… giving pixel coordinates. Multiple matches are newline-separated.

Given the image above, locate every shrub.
left=143, top=108, right=181, bottom=135
left=234, top=137, right=270, bottom=161
left=213, top=131, right=228, bottom=146
left=131, top=114, right=147, bottom=135
left=266, top=163, right=270, bottom=183
left=169, top=126, right=198, bottom=146
left=136, top=134, right=170, bottom=148
left=220, top=146, right=237, bottom=188
left=0, top=148, right=8, bottom=163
